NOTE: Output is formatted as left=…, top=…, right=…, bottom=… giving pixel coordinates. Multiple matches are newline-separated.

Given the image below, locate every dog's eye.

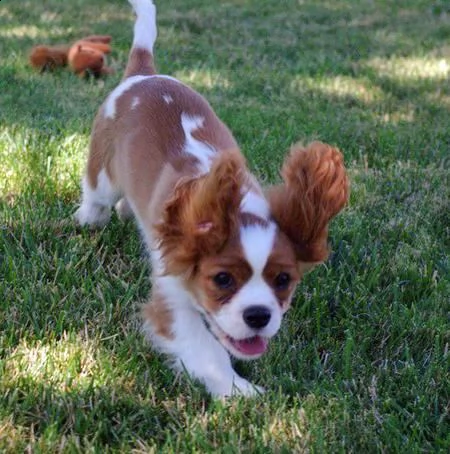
left=274, top=272, right=291, bottom=290
left=213, top=272, right=234, bottom=289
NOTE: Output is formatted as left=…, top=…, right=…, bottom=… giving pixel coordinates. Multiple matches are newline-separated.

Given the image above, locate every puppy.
left=75, top=0, right=349, bottom=397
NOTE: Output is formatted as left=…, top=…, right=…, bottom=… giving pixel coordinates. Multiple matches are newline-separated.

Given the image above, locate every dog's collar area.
left=200, top=312, right=220, bottom=342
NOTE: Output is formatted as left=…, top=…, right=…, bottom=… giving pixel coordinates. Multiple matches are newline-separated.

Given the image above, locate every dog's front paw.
left=209, top=375, right=264, bottom=398
left=115, top=197, right=134, bottom=221
left=74, top=203, right=111, bottom=228
left=232, top=376, right=265, bottom=397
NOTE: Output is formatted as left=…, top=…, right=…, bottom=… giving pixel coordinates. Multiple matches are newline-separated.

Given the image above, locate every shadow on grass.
left=0, top=331, right=312, bottom=451
left=0, top=335, right=203, bottom=449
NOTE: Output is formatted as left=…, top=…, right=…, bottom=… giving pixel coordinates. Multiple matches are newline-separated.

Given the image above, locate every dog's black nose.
left=243, top=306, right=271, bottom=329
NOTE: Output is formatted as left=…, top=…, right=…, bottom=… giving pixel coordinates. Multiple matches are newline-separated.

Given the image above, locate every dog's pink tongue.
left=231, top=336, right=268, bottom=356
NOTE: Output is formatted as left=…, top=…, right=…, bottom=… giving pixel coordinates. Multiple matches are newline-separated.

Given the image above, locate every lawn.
left=1, top=0, right=449, bottom=452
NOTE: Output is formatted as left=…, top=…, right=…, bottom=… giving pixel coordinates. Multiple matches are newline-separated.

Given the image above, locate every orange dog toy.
left=29, top=35, right=114, bottom=78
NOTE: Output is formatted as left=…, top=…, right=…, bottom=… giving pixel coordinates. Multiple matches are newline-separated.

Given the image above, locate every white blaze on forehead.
left=213, top=222, right=281, bottom=341
left=163, top=94, right=173, bottom=104
left=240, top=190, right=270, bottom=220
left=240, top=222, right=277, bottom=274
left=104, top=74, right=180, bottom=119
left=181, top=113, right=216, bottom=174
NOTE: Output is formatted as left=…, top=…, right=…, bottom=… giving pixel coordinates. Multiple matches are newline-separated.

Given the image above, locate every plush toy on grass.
left=29, top=35, right=114, bottom=78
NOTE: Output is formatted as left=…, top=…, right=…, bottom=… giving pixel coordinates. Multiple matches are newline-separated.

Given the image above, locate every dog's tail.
left=123, top=0, right=158, bottom=79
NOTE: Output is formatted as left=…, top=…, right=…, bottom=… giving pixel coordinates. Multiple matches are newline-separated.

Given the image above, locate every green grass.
left=1, top=0, right=449, bottom=451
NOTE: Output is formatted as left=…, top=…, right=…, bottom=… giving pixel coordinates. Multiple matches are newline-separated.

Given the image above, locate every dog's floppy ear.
left=267, top=141, right=349, bottom=264
left=155, top=149, right=246, bottom=276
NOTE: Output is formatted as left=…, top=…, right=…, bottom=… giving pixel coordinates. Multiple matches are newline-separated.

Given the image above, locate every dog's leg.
left=74, top=169, right=120, bottom=228
left=115, top=197, right=134, bottom=221
left=173, top=321, right=263, bottom=397
left=143, top=292, right=264, bottom=397
left=75, top=0, right=158, bottom=228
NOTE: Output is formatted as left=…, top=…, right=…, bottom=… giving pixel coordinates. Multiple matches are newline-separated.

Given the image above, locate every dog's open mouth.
left=202, top=314, right=270, bottom=358
left=226, top=335, right=268, bottom=356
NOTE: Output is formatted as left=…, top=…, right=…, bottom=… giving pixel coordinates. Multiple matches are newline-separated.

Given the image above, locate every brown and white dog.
left=75, top=0, right=349, bottom=397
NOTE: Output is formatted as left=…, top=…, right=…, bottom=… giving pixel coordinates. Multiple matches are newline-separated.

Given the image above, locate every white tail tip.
left=128, top=0, right=157, bottom=52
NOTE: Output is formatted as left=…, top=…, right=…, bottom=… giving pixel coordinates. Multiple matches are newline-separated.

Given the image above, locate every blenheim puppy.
left=75, top=0, right=349, bottom=397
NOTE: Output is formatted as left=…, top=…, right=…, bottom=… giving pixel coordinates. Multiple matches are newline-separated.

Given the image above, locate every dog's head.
left=155, top=142, right=349, bottom=359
